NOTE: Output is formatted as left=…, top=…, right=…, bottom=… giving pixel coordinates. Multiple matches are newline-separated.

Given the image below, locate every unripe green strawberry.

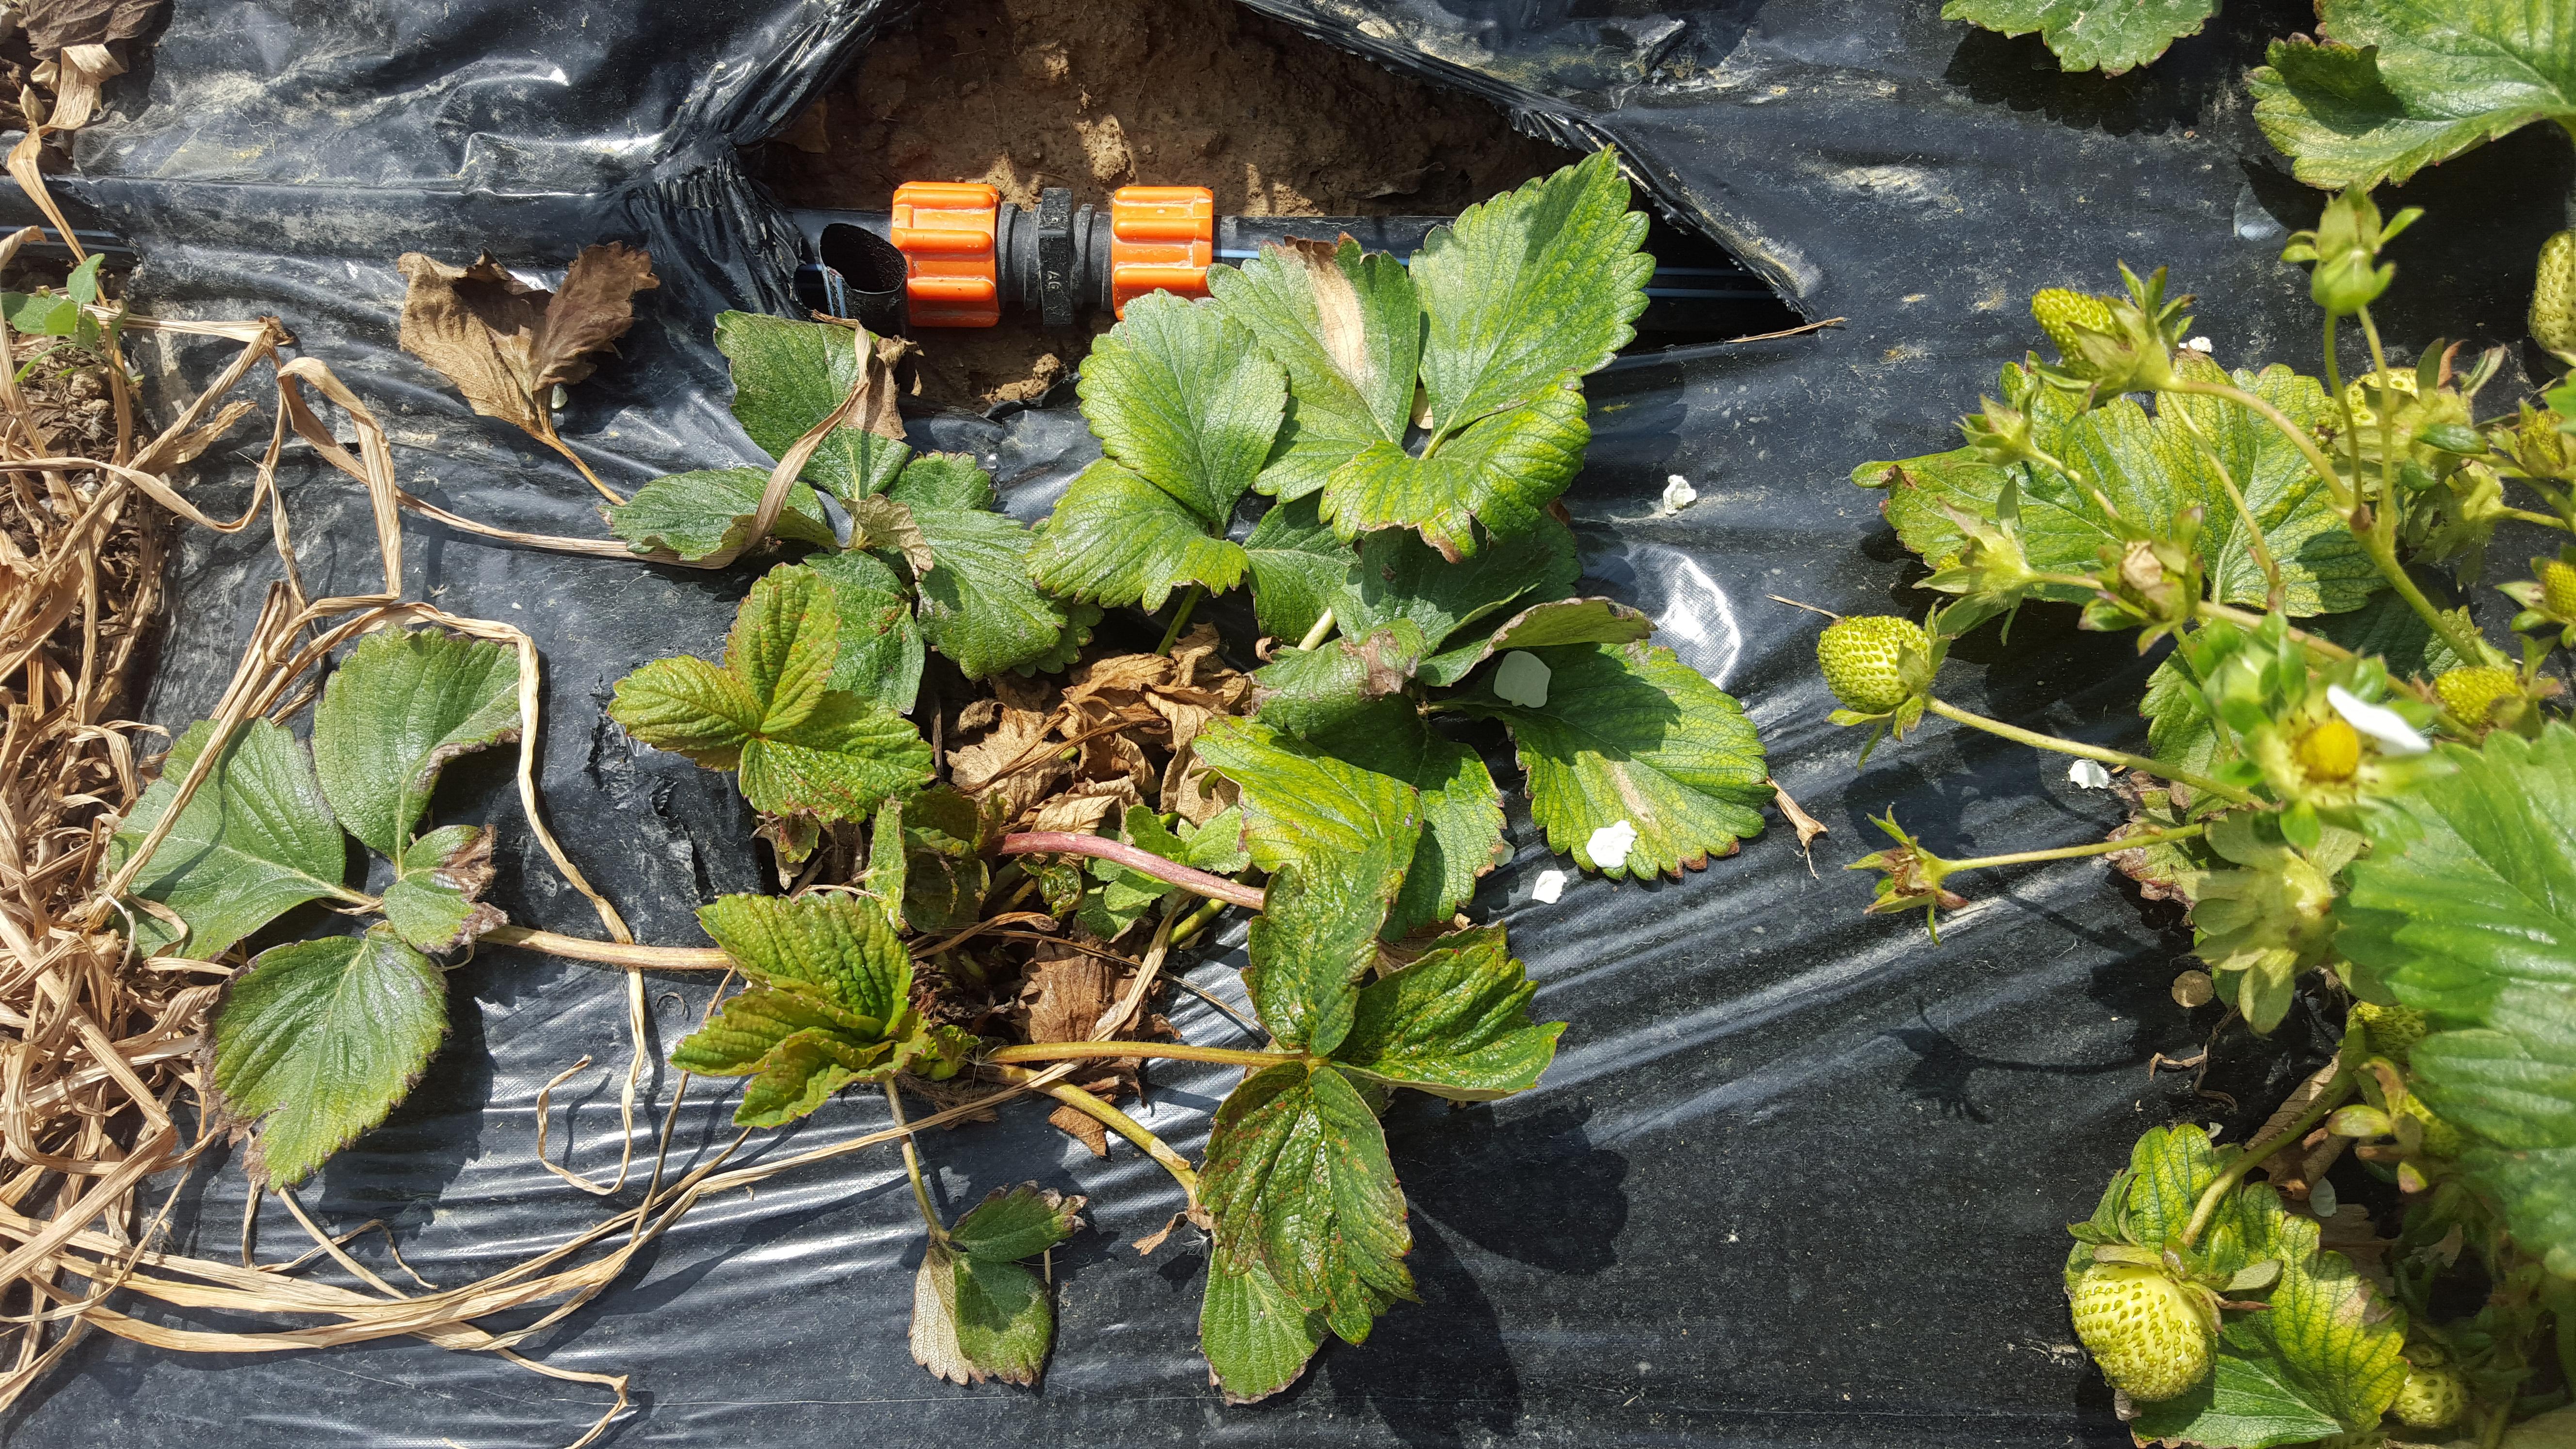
left=2351, top=1000, right=2431, bottom=1056
left=2070, top=1264, right=2212, bottom=1402
left=1817, top=615, right=1930, bottom=715
left=2393, top=1362, right=2469, bottom=1429
left=2545, top=558, right=2576, bottom=619
left=2032, top=288, right=2116, bottom=360
left=2532, top=230, right=2576, bottom=367
left=2398, top=1093, right=2465, bottom=1157
left=2434, top=666, right=2521, bottom=728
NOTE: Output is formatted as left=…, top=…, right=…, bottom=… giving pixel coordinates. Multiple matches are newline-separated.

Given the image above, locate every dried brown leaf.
left=1023, top=945, right=1117, bottom=1046
left=1047, top=1103, right=1111, bottom=1158
left=395, top=244, right=658, bottom=437
left=21, top=0, right=160, bottom=55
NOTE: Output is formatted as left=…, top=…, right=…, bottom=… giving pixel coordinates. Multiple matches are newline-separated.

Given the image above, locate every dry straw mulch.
left=0, top=148, right=1166, bottom=1441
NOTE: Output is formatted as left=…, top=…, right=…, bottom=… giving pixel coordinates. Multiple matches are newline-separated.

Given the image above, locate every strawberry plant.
left=113, top=151, right=1773, bottom=1401
left=108, top=628, right=522, bottom=1185
left=1826, top=168, right=2576, bottom=1443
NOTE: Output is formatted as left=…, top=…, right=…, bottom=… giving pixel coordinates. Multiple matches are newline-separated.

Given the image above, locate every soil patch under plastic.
left=750, top=0, right=1579, bottom=406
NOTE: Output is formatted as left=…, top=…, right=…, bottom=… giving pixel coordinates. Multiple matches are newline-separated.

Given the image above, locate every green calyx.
left=2280, top=185, right=2422, bottom=318
left=2029, top=265, right=2192, bottom=399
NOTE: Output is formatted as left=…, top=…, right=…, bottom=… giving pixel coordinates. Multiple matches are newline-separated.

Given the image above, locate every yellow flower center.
left=2295, top=718, right=2362, bottom=782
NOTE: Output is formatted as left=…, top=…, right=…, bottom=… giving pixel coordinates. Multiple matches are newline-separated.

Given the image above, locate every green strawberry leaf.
left=948, top=1182, right=1085, bottom=1262
left=1336, top=513, right=1581, bottom=659
left=1077, top=290, right=1284, bottom=526
left=1241, top=495, right=1350, bottom=642
left=608, top=564, right=932, bottom=825
left=1249, top=624, right=1425, bottom=741
left=895, top=455, right=1082, bottom=678
left=2252, top=0, right=2576, bottom=190
left=1207, top=236, right=1421, bottom=502
left=1028, top=460, right=1250, bottom=611
left=797, top=551, right=924, bottom=713
left=714, top=311, right=911, bottom=500
left=1330, top=924, right=1563, bottom=1100
left=1324, top=381, right=1588, bottom=559
left=1304, top=698, right=1506, bottom=940
left=912, top=1185, right=1085, bottom=1388
left=2128, top=1325, right=2350, bottom=1449
left=1454, top=641, right=1768, bottom=879
left=1413, top=148, right=1649, bottom=443
left=913, top=1245, right=1055, bottom=1388
left=110, top=719, right=350, bottom=960
left=1420, top=596, right=1652, bottom=687
left=377, top=824, right=502, bottom=953
left=1940, top=0, right=2217, bottom=75
left=601, top=467, right=836, bottom=562
left=696, top=890, right=913, bottom=1019
left=2338, top=723, right=2576, bottom=1270
left=1863, top=357, right=2377, bottom=616
left=1193, top=717, right=1422, bottom=1052
left=901, top=784, right=1008, bottom=935
left=1200, top=1063, right=1414, bottom=1345
left=674, top=892, right=963, bottom=1125
left=210, top=926, right=449, bottom=1187
left=1201, top=1252, right=1329, bottom=1404
left=311, top=628, right=520, bottom=860
left=886, top=451, right=994, bottom=511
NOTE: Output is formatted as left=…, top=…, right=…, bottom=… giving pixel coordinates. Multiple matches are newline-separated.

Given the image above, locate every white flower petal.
left=1586, top=821, right=1638, bottom=871
left=1660, top=473, right=1698, bottom=514
left=2069, top=759, right=2113, bottom=789
left=2184, top=336, right=2214, bottom=354
left=1493, top=650, right=1551, bottom=708
left=1530, top=869, right=1567, bottom=905
left=2327, top=684, right=2430, bottom=756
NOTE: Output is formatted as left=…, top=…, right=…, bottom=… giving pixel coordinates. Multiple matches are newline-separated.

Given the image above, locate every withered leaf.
left=22, top=0, right=160, bottom=55
left=851, top=494, right=935, bottom=576
left=396, top=243, right=659, bottom=437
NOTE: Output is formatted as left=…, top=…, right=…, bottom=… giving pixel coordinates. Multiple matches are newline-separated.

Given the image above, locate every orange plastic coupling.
left=1109, top=185, right=1213, bottom=317
left=890, top=181, right=1000, bottom=328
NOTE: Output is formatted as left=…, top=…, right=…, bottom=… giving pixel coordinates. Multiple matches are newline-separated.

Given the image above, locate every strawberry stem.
left=984, top=1041, right=1290, bottom=1069
left=995, top=833, right=1265, bottom=909
left=981, top=1063, right=1198, bottom=1199
left=1924, top=698, right=2255, bottom=804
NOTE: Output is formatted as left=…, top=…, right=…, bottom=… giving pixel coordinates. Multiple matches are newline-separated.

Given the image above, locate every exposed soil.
left=749, top=0, right=1579, bottom=407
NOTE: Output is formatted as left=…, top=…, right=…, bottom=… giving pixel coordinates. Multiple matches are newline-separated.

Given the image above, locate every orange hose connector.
left=889, top=180, right=1000, bottom=328
left=1109, top=185, right=1213, bottom=317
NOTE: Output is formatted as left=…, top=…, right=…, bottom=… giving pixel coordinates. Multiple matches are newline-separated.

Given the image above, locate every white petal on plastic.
left=1493, top=649, right=1551, bottom=708
left=1586, top=821, right=1638, bottom=871
left=2069, top=759, right=2112, bottom=789
left=1660, top=474, right=1698, bottom=513
left=2327, top=684, right=2431, bottom=756
left=1531, top=869, right=1567, bottom=904
left=2184, top=336, right=2214, bottom=354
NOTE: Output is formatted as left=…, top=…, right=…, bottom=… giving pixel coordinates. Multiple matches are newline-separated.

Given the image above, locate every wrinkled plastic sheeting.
left=17, top=0, right=2569, bottom=1443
